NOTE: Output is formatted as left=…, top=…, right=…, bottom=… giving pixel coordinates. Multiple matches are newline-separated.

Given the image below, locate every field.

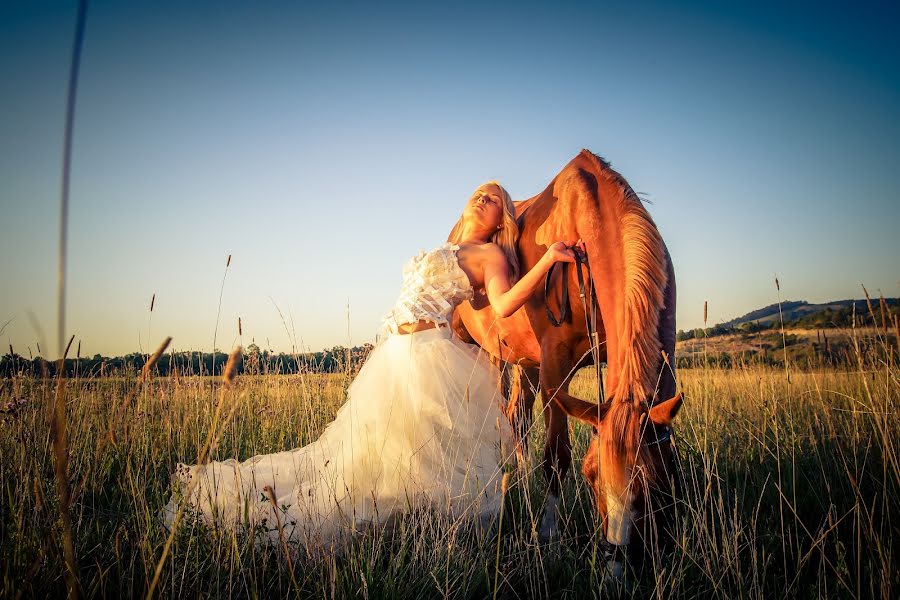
left=1, top=348, right=897, bottom=598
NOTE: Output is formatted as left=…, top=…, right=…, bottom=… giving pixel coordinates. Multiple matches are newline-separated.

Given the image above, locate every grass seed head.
left=223, top=347, right=241, bottom=388
left=141, top=337, right=173, bottom=379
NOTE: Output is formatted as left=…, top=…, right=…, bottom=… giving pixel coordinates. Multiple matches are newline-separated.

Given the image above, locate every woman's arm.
left=484, top=241, right=582, bottom=319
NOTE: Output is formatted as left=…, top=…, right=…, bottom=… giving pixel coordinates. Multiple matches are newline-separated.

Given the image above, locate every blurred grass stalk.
left=53, top=0, right=88, bottom=596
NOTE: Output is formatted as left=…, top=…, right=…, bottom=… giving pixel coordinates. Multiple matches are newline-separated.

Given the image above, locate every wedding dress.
left=164, top=242, right=514, bottom=552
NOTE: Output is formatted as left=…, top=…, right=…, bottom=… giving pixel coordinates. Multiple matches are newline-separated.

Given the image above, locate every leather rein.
left=543, top=249, right=674, bottom=437
left=544, top=247, right=605, bottom=400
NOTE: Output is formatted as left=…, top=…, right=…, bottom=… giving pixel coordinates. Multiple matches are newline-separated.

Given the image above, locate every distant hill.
left=721, top=299, right=898, bottom=328
left=678, top=297, right=899, bottom=345
left=676, top=297, right=899, bottom=368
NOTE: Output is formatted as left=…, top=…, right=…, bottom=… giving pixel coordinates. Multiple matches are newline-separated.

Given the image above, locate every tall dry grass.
left=1, top=337, right=897, bottom=598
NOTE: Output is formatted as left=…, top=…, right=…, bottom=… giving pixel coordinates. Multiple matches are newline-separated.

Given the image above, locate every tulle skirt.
left=163, top=327, right=514, bottom=552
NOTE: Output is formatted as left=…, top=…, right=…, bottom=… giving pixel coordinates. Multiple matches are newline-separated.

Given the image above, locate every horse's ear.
left=553, top=396, right=609, bottom=428
left=648, top=392, right=683, bottom=427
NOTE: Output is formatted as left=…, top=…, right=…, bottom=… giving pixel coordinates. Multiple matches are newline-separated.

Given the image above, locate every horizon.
left=2, top=0, right=899, bottom=357
left=5, top=293, right=893, bottom=360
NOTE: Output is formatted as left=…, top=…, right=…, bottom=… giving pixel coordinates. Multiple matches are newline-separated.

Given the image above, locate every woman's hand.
left=543, top=239, right=585, bottom=265
left=482, top=238, right=586, bottom=319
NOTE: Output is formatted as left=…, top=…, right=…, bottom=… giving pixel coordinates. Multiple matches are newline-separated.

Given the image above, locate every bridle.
left=643, top=422, right=674, bottom=447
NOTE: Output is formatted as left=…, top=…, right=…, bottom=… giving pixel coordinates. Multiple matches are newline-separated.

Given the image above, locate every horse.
left=451, top=149, right=682, bottom=582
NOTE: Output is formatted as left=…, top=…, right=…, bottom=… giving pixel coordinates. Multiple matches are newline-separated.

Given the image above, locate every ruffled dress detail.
left=164, top=242, right=514, bottom=553
left=380, top=242, right=474, bottom=337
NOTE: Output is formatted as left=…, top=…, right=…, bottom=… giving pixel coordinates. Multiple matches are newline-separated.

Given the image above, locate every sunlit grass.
left=2, top=352, right=897, bottom=598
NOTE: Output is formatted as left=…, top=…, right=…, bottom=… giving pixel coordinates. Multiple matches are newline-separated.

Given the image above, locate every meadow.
left=1, top=338, right=897, bottom=598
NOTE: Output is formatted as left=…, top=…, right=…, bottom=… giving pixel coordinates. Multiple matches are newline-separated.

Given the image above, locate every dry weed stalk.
left=171, top=345, right=180, bottom=385
left=147, top=294, right=156, bottom=357
left=862, top=285, right=875, bottom=328
left=894, top=315, right=900, bottom=356
left=493, top=472, right=512, bottom=600
left=211, top=254, right=233, bottom=364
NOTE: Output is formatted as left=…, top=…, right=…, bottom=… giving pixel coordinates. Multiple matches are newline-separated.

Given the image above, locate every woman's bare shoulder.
left=458, top=242, right=506, bottom=275
left=481, top=243, right=509, bottom=271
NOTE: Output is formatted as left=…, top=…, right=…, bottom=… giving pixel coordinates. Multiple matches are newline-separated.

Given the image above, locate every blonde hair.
left=447, top=181, right=521, bottom=281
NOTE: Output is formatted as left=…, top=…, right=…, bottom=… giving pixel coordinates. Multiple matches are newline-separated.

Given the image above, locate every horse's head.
left=557, top=392, right=683, bottom=581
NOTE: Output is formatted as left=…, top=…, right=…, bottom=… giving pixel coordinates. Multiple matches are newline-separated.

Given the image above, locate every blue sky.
left=1, top=0, right=898, bottom=357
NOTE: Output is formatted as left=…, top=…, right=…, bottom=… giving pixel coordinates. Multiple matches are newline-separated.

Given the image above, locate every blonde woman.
left=165, top=182, right=580, bottom=552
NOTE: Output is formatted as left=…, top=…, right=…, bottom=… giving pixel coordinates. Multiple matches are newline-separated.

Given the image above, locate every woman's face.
left=464, top=183, right=505, bottom=232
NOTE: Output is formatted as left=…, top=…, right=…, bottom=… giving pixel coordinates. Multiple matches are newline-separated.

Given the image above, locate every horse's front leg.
left=537, top=344, right=580, bottom=542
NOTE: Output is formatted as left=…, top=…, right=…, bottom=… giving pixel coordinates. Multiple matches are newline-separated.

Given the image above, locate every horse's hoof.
left=537, top=514, right=559, bottom=542
left=536, top=495, right=560, bottom=542
left=602, top=561, right=632, bottom=597
left=601, top=577, right=631, bottom=598
left=537, top=523, right=558, bottom=543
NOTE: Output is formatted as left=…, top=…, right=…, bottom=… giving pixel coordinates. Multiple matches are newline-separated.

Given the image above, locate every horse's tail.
left=570, top=150, right=670, bottom=404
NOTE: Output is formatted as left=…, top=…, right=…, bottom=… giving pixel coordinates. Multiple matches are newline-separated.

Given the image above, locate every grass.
left=1, top=354, right=897, bottom=598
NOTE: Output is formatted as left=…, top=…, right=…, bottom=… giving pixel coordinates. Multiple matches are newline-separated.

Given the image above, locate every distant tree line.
left=0, top=342, right=375, bottom=379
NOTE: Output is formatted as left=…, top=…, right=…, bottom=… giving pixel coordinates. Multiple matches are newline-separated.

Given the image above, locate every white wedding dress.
left=164, top=242, right=514, bottom=552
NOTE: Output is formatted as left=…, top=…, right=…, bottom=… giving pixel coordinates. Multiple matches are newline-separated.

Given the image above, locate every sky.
left=1, top=0, right=898, bottom=358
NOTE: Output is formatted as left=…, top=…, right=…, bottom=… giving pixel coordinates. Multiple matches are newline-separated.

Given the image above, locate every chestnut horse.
left=452, top=150, right=681, bottom=579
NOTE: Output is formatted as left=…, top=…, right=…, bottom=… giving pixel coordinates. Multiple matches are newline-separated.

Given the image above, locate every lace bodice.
left=381, top=242, right=474, bottom=336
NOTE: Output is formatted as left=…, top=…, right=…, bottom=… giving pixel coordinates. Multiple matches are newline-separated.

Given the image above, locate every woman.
left=164, top=181, right=580, bottom=552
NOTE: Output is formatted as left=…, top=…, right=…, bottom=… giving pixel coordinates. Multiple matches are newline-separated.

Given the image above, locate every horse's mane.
left=581, top=150, right=669, bottom=404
